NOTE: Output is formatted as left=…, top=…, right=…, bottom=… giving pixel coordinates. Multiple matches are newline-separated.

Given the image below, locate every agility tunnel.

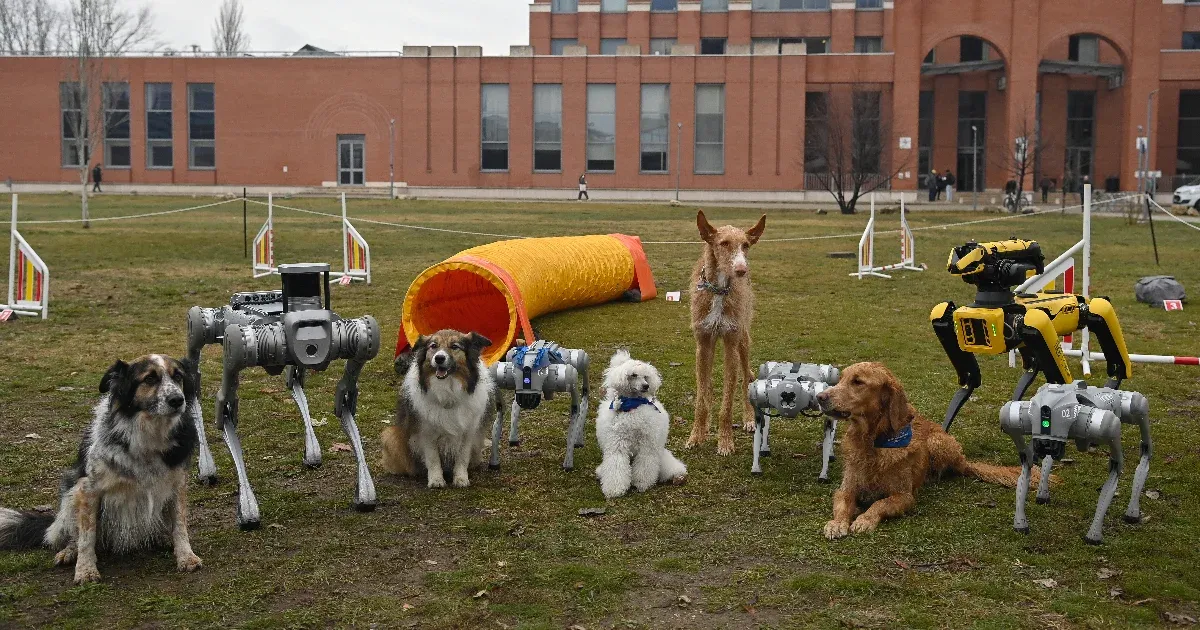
left=397, top=234, right=656, bottom=364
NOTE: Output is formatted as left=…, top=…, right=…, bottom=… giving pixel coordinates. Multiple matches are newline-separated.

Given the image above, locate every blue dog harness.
left=611, top=397, right=656, bottom=412
left=874, top=423, right=913, bottom=449
left=512, top=344, right=562, bottom=370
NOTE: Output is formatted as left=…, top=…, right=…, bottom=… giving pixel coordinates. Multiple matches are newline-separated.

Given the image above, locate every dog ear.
left=464, top=334, right=491, bottom=395
left=412, top=336, right=430, bottom=393
left=608, top=349, right=631, bottom=370
left=881, top=373, right=912, bottom=436
left=100, top=360, right=134, bottom=408
left=696, top=210, right=717, bottom=243
left=746, top=215, right=767, bottom=246
left=468, top=332, right=492, bottom=350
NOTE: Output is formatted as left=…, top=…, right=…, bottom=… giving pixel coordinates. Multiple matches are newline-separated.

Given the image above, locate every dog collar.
left=696, top=273, right=731, bottom=296
left=611, top=397, right=656, bottom=412
left=874, top=423, right=913, bottom=449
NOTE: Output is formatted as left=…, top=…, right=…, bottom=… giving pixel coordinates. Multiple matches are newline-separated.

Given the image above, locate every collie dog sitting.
left=594, top=351, right=688, bottom=499
left=0, top=355, right=203, bottom=584
left=381, top=330, right=495, bottom=489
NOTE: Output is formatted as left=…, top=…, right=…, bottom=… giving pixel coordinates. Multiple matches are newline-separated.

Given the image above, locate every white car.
left=1174, top=184, right=1200, bottom=209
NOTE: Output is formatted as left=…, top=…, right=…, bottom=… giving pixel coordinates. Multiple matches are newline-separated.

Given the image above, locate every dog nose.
left=640, top=383, right=650, bottom=392
left=733, top=264, right=748, bottom=276
left=433, top=354, right=447, bottom=365
left=167, top=394, right=185, bottom=409
left=816, top=391, right=829, bottom=403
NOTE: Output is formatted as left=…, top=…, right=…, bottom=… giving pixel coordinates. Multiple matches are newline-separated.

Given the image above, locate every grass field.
left=1, top=192, right=1198, bottom=629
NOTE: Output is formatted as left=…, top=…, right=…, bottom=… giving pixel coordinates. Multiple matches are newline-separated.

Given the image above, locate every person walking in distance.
left=91, top=163, right=102, bottom=193
left=944, top=169, right=957, bottom=203
left=578, top=173, right=589, bottom=201
left=927, top=169, right=938, bottom=202
left=1040, top=175, right=1053, bottom=203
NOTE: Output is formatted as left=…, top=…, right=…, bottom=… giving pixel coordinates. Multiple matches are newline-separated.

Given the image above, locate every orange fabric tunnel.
left=397, top=234, right=656, bottom=365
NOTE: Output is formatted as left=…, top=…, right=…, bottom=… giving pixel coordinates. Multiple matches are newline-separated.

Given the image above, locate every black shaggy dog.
left=0, top=355, right=203, bottom=584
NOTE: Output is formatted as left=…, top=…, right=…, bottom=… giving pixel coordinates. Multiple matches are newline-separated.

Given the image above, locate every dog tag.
left=1164, top=300, right=1183, bottom=312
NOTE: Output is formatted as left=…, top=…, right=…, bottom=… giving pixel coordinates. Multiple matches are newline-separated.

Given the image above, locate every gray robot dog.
left=186, top=263, right=381, bottom=530
left=490, top=340, right=590, bottom=471
left=1000, top=381, right=1152, bottom=545
left=747, top=362, right=840, bottom=480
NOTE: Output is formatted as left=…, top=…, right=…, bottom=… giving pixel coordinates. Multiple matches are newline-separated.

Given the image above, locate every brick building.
left=1, top=0, right=1198, bottom=198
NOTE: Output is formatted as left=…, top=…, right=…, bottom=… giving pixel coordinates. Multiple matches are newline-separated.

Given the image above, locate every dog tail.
left=962, top=461, right=1061, bottom=489
left=379, top=425, right=412, bottom=476
left=0, top=508, right=53, bottom=550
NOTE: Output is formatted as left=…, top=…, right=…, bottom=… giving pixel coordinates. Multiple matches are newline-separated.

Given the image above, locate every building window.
left=1065, top=90, right=1095, bottom=184
left=803, top=37, right=828, bottom=54
left=481, top=84, right=510, bottom=172
left=60, top=82, right=88, bottom=168
left=854, top=37, right=882, bottom=53
left=601, top=0, right=627, bottom=11
left=651, top=0, right=677, bottom=10
left=694, top=84, right=724, bottom=174
left=1068, top=34, right=1099, bottom=63
left=804, top=92, right=828, bottom=174
left=856, top=0, right=882, bottom=7
left=187, top=83, right=215, bottom=169
left=337, top=134, right=365, bottom=185
left=1179, top=91, right=1200, bottom=175
left=957, top=91, right=986, bottom=192
left=959, top=36, right=987, bottom=63
left=918, top=90, right=933, bottom=188
left=1182, top=32, right=1200, bottom=50
left=552, top=0, right=578, bottom=13
left=551, top=38, right=577, bottom=55
left=534, top=84, right=563, bottom=172
left=923, top=49, right=935, bottom=64
left=700, top=38, right=726, bottom=55
left=601, top=38, right=626, bottom=55
left=650, top=38, right=676, bottom=55
left=702, top=0, right=728, bottom=10
left=587, top=84, right=617, bottom=172
left=145, top=83, right=172, bottom=169
left=753, top=0, right=831, bottom=10
left=853, top=91, right=882, bottom=174
left=640, top=84, right=670, bottom=173
left=102, top=82, right=130, bottom=168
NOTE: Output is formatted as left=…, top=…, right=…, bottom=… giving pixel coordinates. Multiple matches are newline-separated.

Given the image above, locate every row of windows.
left=549, top=36, right=882, bottom=55
left=480, top=83, right=726, bottom=174
left=59, top=82, right=215, bottom=170
left=549, top=0, right=884, bottom=12
left=1179, top=91, right=1200, bottom=176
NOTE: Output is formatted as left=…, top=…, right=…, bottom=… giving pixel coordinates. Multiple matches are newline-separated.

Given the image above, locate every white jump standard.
left=251, top=193, right=371, bottom=284
left=1, top=195, right=50, bottom=320
left=851, top=195, right=923, bottom=280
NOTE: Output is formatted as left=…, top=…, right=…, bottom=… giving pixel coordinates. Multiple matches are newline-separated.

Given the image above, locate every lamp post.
left=388, top=118, right=396, bottom=200
left=675, top=122, right=683, bottom=203
left=971, top=125, right=978, bottom=212
left=1144, top=89, right=1158, bottom=197
left=1137, top=124, right=1146, bottom=201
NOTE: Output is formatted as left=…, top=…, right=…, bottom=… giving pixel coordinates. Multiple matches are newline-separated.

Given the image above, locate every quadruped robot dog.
left=746, top=362, right=841, bottom=480
left=186, top=263, right=380, bottom=529
left=1001, top=382, right=1152, bottom=544
left=490, top=340, right=590, bottom=471
left=931, top=239, right=1133, bottom=430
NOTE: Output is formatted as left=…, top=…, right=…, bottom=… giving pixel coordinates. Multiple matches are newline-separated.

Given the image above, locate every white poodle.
left=594, top=350, right=688, bottom=499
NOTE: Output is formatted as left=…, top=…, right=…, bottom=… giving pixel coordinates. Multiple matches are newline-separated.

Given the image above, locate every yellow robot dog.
left=930, top=239, right=1132, bottom=431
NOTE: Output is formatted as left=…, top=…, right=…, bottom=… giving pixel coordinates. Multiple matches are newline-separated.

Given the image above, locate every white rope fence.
left=18, top=198, right=241, bottom=225
left=1149, top=198, right=1200, bottom=233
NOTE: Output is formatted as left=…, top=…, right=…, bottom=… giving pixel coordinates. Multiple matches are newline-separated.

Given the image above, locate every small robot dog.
left=746, top=362, right=841, bottom=479
left=186, top=263, right=380, bottom=529
left=931, top=239, right=1133, bottom=430
left=490, top=340, right=590, bottom=471
left=1001, top=382, right=1152, bottom=544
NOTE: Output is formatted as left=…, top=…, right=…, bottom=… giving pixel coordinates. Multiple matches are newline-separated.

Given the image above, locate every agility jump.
left=1, top=195, right=49, bottom=319
left=252, top=192, right=371, bottom=284
left=850, top=195, right=923, bottom=279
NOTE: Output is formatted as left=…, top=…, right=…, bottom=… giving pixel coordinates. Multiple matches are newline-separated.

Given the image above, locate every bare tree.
left=0, top=0, right=60, bottom=54
left=804, top=89, right=907, bottom=214
left=994, top=105, right=1051, bottom=212
left=58, top=0, right=156, bottom=226
left=211, top=0, right=249, bottom=56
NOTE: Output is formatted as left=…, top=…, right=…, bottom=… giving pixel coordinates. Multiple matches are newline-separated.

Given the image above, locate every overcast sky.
left=151, top=0, right=530, bottom=55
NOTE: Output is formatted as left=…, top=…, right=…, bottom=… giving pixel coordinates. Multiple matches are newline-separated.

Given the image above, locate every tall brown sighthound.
left=687, top=210, right=766, bottom=456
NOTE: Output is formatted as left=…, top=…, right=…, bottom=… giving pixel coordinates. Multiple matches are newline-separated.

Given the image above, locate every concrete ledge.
left=750, top=42, right=776, bottom=55
left=510, top=45, right=535, bottom=57
left=457, top=46, right=483, bottom=58
left=563, top=44, right=589, bottom=56
left=429, top=46, right=457, bottom=58
left=781, top=42, right=808, bottom=55
left=670, top=44, right=696, bottom=55
left=616, top=44, right=642, bottom=56
left=402, top=46, right=430, bottom=58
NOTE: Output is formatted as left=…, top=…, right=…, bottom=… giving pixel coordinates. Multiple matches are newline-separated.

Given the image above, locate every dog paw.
left=427, top=476, right=447, bottom=489
left=716, top=438, right=734, bottom=456
left=742, top=421, right=756, bottom=433
left=452, top=474, right=471, bottom=488
left=73, top=565, right=101, bottom=585
left=850, top=517, right=878, bottom=535
left=684, top=434, right=705, bottom=450
left=823, top=520, right=850, bottom=540
left=54, top=548, right=76, bottom=567
left=177, top=553, right=204, bottom=573
left=671, top=474, right=688, bottom=486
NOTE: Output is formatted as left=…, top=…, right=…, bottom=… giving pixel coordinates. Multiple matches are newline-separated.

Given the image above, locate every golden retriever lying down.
left=816, top=362, right=1054, bottom=540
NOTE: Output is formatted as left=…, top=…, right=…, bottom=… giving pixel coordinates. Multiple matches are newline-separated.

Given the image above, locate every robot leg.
left=1035, top=455, right=1054, bottom=504
left=818, top=416, right=838, bottom=483
left=1019, top=309, right=1074, bottom=385
left=508, top=399, right=522, bottom=447
left=759, top=416, right=771, bottom=457
left=185, top=306, right=220, bottom=485
left=562, top=385, right=580, bottom=471
left=215, top=366, right=260, bottom=530
left=1000, top=401, right=1034, bottom=534
left=334, top=359, right=377, bottom=513
left=1084, top=298, right=1133, bottom=389
left=1012, top=348, right=1039, bottom=402
left=1080, top=406, right=1124, bottom=545
left=931, top=302, right=982, bottom=431
left=750, top=409, right=766, bottom=476
left=1121, top=392, right=1152, bottom=524
left=575, top=364, right=589, bottom=448
left=489, top=393, right=504, bottom=471
left=287, top=366, right=322, bottom=469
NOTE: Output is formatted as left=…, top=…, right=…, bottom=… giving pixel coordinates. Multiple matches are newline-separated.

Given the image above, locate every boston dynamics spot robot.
left=490, top=340, right=590, bottom=471
left=186, top=263, right=380, bottom=529
left=930, top=239, right=1132, bottom=431
left=746, top=362, right=840, bottom=480
left=1001, top=382, right=1152, bottom=544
